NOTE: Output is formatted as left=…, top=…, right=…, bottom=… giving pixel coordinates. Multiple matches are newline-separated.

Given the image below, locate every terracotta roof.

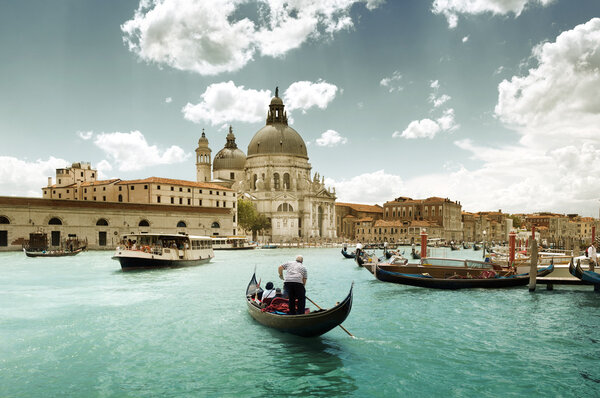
left=117, top=177, right=232, bottom=191
left=335, top=202, right=383, bottom=213
left=80, top=179, right=121, bottom=187
left=374, top=220, right=402, bottom=227
left=343, top=214, right=357, bottom=219
left=356, top=217, right=374, bottom=222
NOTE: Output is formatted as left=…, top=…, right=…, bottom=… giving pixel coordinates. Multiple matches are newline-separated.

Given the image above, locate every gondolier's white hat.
left=296, top=255, right=303, bottom=262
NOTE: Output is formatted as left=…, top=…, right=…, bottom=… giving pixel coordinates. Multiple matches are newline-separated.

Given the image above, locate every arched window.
left=118, top=194, right=123, bottom=202
left=96, top=218, right=109, bottom=226
left=211, top=222, right=220, bottom=228
left=177, top=221, right=187, bottom=228
left=277, top=203, right=294, bottom=212
left=139, top=219, right=150, bottom=227
left=283, top=173, right=290, bottom=190
left=0, top=216, right=9, bottom=224
left=253, top=174, right=258, bottom=190
left=273, top=173, right=280, bottom=190
left=48, top=217, right=62, bottom=225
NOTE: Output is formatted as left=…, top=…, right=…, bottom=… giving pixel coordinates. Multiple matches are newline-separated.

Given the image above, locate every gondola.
left=374, top=262, right=554, bottom=289
left=473, top=244, right=481, bottom=251
left=341, top=248, right=356, bottom=259
left=23, top=246, right=86, bottom=258
left=569, top=259, right=600, bottom=284
left=245, top=273, right=353, bottom=337
left=411, top=251, right=421, bottom=260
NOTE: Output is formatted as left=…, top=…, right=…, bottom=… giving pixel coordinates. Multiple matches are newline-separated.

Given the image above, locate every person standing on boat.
left=278, top=255, right=307, bottom=315
left=587, top=242, right=597, bottom=271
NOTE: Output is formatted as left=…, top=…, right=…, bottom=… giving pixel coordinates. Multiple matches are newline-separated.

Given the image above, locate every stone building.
left=335, top=202, right=383, bottom=240
left=381, top=196, right=463, bottom=242
left=0, top=196, right=233, bottom=251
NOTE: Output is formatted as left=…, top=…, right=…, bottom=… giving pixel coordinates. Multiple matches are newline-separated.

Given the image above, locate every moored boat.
left=569, top=259, right=600, bottom=284
left=112, top=233, right=213, bottom=270
left=374, top=262, right=554, bottom=289
left=245, top=273, right=353, bottom=337
left=341, top=248, right=356, bottom=258
left=23, top=246, right=86, bottom=257
left=211, top=236, right=255, bottom=250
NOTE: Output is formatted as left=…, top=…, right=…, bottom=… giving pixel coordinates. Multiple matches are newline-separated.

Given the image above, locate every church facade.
left=199, top=90, right=337, bottom=242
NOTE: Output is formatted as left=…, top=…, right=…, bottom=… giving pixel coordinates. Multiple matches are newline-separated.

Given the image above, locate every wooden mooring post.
left=528, top=240, right=538, bottom=292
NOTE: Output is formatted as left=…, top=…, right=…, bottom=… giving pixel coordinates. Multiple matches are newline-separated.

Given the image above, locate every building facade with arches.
left=0, top=196, right=233, bottom=251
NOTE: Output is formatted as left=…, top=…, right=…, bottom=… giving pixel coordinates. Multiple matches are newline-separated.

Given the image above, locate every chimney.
left=47, top=177, right=52, bottom=187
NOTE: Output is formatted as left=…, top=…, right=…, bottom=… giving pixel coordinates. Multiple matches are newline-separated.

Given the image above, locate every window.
left=199, top=189, right=202, bottom=194
left=91, top=173, right=95, bottom=178
left=230, top=172, right=235, bottom=179
left=187, top=198, right=191, bottom=205
left=139, top=219, right=150, bottom=227
left=94, top=188, right=96, bottom=192
left=58, top=194, right=62, bottom=198
left=210, top=191, right=212, bottom=195
left=144, top=185, right=148, bottom=189
left=177, top=221, right=187, bottom=228
left=130, top=186, right=134, bottom=190
left=157, top=185, right=160, bottom=190
left=211, top=222, right=220, bottom=228
left=84, top=188, right=87, bottom=193
left=283, top=173, right=290, bottom=189
left=93, top=196, right=96, bottom=201
left=179, top=187, right=182, bottom=192
left=53, top=190, right=56, bottom=194
left=157, top=196, right=161, bottom=203
left=96, top=218, right=109, bottom=226
left=187, top=188, right=191, bottom=193
left=277, top=203, right=294, bottom=212
left=102, top=196, right=106, bottom=201
left=58, top=179, right=61, bottom=184
left=253, top=174, right=257, bottom=190
left=103, top=187, right=106, bottom=191
left=199, top=200, right=202, bottom=206
left=273, top=173, right=280, bottom=190
left=0, top=216, right=10, bottom=224
left=216, top=201, right=219, bottom=207
left=179, top=198, right=182, bottom=204
left=48, top=217, right=62, bottom=225
left=171, top=197, right=174, bottom=204
left=119, top=186, right=122, bottom=191
left=66, top=190, right=69, bottom=194
left=171, top=187, right=174, bottom=191
left=216, top=191, right=219, bottom=195
left=118, top=194, right=123, bottom=202
left=80, top=172, right=83, bottom=177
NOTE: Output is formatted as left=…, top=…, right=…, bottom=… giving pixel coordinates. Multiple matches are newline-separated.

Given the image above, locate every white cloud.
left=283, top=80, right=339, bottom=113
left=430, top=79, right=440, bottom=89
left=93, top=130, right=190, bottom=172
left=432, top=0, right=555, bottom=28
left=165, top=97, right=172, bottom=103
left=394, top=118, right=441, bottom=139
left=121, top=0, right=382, bottom=75
left=182, top=81, right=272, bottom=125
left=462, top=35, right=469, bottom=42
left=0, top=156, right=69, bottom=197
left=380, top=70, right=403, bottom=93
left=77, top=131, right=93, bottom=140
left=315, top=130, right=348, bottom=147
left=495, top=18, right=600, bottom=149
left=326, top=170, right=405, bottom=205
left=429, top=93, right=451, bottom=107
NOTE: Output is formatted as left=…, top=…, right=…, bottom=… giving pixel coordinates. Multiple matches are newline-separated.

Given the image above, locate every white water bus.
left=112, top=233, right=214, bottom=270
left=211, top=236, right=256, bottom=250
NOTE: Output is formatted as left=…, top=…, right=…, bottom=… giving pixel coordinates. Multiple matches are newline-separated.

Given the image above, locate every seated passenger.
left=274, top=288, right=283, bottom=297
left=261, top=282, right=276, bottom=304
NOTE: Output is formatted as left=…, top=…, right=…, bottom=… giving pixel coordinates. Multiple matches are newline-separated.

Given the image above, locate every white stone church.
left=196, top=89, right=337, bottom=242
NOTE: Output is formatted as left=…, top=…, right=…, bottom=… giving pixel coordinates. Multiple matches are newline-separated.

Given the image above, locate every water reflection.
left=260, top=334, right=357, bottom=397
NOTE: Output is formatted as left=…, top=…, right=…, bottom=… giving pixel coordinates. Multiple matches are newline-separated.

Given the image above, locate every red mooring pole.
left=420, top=230, right=428, bottom=259
left=509, top=231, right=516, bottom=265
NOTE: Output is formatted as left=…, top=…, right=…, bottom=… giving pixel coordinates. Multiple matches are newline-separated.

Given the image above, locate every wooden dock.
left=535, top=277, right=599, bottom=291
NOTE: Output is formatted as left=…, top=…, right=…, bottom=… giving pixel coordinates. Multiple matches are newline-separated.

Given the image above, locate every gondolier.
left=278, top=255, right=307, bottom=315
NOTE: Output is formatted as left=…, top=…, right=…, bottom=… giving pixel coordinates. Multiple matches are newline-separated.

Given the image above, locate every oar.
left=306, top=296, right=354, bottom=338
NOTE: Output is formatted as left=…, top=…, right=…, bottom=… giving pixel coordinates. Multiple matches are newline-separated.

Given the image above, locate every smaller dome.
left=270, top=96, right=283, bottom=106
left=213, top=148, right=246, bottom=171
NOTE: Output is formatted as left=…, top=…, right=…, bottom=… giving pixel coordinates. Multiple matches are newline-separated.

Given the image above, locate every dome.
left=247, top=89, right=308, bottom=158
left=247, top=124, right=307, bottom=158
left=198, top=130, right=209, bottom=147
left=213, top=148, right=246, bottom=170
left=213, top=126, right=246, bottom=171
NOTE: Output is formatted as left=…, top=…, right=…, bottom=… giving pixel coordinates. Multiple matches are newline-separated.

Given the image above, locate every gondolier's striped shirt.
left=281, top=261, right=307, bottom=284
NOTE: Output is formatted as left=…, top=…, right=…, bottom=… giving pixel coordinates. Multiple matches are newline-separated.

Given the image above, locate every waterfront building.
left=0, top=196, right=233, bottom=251
left=382, top=196, right=462, bottom=242
left=335, top=202, right=383, bottom=241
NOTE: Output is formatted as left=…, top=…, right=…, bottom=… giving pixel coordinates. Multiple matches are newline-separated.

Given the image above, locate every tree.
left=509, top=214, right=522, bottom=229
left=237, top=198, right=272, bottom=240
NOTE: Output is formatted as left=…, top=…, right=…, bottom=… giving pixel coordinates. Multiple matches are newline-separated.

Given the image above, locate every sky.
left=1, top=0, right=600, bottom=216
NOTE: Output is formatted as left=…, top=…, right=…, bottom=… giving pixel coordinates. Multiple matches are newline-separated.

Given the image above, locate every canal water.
left=1, top=247, right=599, bottom=397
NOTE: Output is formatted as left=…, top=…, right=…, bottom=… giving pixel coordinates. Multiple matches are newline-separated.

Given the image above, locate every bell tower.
left=195, top=129, right=212, bottom=182
left=266, top=86, right=288, bottom=125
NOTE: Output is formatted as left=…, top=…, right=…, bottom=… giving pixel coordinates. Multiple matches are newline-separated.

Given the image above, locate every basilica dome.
left=247, top=92, right=308, bottom=159
left=213, top=126, right=246, bottom=171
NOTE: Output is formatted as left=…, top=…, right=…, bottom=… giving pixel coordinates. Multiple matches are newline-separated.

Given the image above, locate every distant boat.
left=473, top=244, right=481, bottom=251
left=112, top=233, right=213, bottom=271
left=211, top=236, right=255, bottom=250
left=261, top=244, right=279, bottom=249
left=23, top=246, right=85, bottom=258
left=341, top=248, right=356, bottom=259
left=570, top=259, right=600, bottom=284
left=462, top=242, right=472, bottom=249
left=245, top=273, right=353, bottom=337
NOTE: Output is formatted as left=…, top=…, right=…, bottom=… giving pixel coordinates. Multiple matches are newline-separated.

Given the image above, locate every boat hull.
left=245, top=274, right=352, bottom=337
left=23, top=247, right=85, bottom=257
left=112, top=255, right=212, bottom=270
left=375, top=263, right=554, bottom=289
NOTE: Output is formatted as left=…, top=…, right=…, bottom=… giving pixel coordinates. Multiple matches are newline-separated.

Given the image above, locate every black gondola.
left=341, top=248, right=356, bottom=259
left=569, top=259, right=600, bottom=284
left=23, top=246, right=86, bottom=257
left=411, top=250, right=421, bottom=260
left=245, top=273, right=353, bottom=337
left=374, top=262, right=554, bottom=289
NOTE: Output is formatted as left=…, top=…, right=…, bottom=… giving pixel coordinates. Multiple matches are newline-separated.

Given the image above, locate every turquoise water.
left=1, top=247, right=599, bottom=397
